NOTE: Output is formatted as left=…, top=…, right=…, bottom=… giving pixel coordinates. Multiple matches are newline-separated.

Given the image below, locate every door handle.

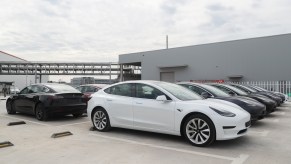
left=106, top=99, right=113, bottom=101
left=135, top=102, right=143, bottom=104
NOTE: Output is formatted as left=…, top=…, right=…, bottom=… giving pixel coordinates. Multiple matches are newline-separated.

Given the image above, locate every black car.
left=178, top=82, right=266, bottom=121
left=209, top=83, right=277, bottom=113
left=6, top=83, right=87, bottom=121
left=245, top=85, right=285, bottom=104
left=227, top=84, right=282, bottom=106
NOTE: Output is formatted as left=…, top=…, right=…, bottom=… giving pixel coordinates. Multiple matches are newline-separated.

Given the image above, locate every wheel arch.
left=180, top=112, right=216, bottom=137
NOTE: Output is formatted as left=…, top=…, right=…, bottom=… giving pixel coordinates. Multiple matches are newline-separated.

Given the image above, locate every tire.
left=72, top=113, right=83, bottom=118
left=182, top=114, right=216, bottom=147
left=35, top=103, right=48, bottom=121
left=91, top=108, right=111, bottom=132
left=6, top=100, right=16, bottom=114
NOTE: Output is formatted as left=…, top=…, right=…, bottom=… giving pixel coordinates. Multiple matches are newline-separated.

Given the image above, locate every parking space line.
left=89, top=133, right=249, bottom=163
left=248, top=130, right=269, bottom=137
left=55, top=121, right=90, bottom=127
left=0, top=115, right=50, bottom=126
left=271, top=119, right=280, bottom=123
left=275, top=112, right=286, bottom=115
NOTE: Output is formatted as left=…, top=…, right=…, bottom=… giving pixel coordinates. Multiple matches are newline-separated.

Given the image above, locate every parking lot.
left=0, top=98, right=291, bottom=164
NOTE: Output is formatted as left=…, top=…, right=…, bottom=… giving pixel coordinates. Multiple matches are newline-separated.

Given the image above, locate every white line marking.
left=231, top=154, right=249, bottom=164
left=271, top=119, right=280, bottom=123
left=55, top=121, right=90, bottom=127
left=0, top=115, right=50, bottom=126
left=275, top=112, right=286, bottom=115
left=89, top=133, right=248, bottom=162
left=249, top=130, right=269, bottom=137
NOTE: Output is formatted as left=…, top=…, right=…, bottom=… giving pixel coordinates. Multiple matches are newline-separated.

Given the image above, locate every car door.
left=103, top=83, right=134, bottom=128
left=20, top=85, right=40, bottom=114
left=13, top=86, right=35, bottom=114
left=132, top=83, right=175, bottom=132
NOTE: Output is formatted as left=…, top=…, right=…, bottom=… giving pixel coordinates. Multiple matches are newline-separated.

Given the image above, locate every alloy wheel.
left=93, top=111, right=107, bottom=130
left=186, top=118, right=210, bottom=145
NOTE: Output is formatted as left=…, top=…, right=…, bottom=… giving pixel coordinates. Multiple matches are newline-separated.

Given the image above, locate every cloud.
left=0, top=0, right=291, bottom=62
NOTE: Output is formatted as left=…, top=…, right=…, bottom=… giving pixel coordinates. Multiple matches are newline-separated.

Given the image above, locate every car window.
left=20, top=87, right=29, bottom=94
left=105, top=83, right=133, bottom=97
left=30, top=85, right=42, bottom=93
left=154, top=82, right=202, bottom=100
left=86, top=86, right=97, bottom=92
left=45, top=84, right=80, bottom=93
left=135, top=83, right=168, bottom=100
left=213, top=85, right=232, bottom=93
left=181, top=84, right=206, bottom=95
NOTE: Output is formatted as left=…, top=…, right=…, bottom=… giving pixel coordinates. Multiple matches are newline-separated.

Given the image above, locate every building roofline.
left=120, top=33, right=291, bottom=56
left=0, top=51, right=28, bottom=62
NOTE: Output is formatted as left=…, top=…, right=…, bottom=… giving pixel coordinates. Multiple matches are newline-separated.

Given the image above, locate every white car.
left=87, top=81, right=251, bottom=147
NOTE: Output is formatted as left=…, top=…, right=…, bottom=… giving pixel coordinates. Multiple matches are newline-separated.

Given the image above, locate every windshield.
left=199, top=84, right=230, bottom=97
left=236, top=85, right=257, bottom=92
left=222, top=84, right=248, bottom=95
left=249, top=85, right=266, bottom=91
left=154, top=82, right=202, bottom=101
left=46, top=84, right=80, bottom=93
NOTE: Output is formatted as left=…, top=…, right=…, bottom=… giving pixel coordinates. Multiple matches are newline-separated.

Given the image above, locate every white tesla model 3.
left=87, top=81, right=251, bottom=147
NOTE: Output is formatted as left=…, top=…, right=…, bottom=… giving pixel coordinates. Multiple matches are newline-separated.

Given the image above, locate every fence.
left=230, top=81, right=291, bottom=97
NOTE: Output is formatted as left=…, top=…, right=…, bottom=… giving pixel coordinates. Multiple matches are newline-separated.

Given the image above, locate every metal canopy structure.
left=0, top=62, right=141, bottom=76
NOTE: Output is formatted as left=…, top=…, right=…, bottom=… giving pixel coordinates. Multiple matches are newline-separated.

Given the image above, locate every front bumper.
left=215, top=115, right=251, bottom=140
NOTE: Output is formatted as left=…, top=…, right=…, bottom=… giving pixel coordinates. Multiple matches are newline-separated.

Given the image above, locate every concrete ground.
left=0, top=98, right=291, bottom=164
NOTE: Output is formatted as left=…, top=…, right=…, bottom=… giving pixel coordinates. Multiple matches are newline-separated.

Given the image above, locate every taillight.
left=82, top=94, right=91, bottom=102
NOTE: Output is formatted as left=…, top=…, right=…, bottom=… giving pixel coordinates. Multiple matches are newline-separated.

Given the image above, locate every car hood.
left=181, top=99, right=246, bottom=114
left=214, top=96, right=265, bottom=107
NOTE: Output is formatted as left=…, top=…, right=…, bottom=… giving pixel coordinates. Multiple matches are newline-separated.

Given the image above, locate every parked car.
left=6, top=83, right=87, bottom=121
left=88, top=80, right=251, bottom=147
left=178, top=82, right=266, bottom=122
left=76, top=84, right=107, bottom=97
left=245, top=85, right=286, bottom=103
left=209, top=83, right=277, bottom=113
left=227, top=84, right=283, bottom=107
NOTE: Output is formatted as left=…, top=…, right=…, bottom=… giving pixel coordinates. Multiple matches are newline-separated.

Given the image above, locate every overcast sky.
left=1, top=0, right=291, bottom=62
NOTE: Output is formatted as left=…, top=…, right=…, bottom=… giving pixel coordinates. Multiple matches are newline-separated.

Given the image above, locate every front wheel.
left=91, top=108, right=111, bottom=132
left=6, top=100, right=16, bottom=114
left=35, top=103, right=48, bottom=121
left=182, top=114, right=216, bottom=147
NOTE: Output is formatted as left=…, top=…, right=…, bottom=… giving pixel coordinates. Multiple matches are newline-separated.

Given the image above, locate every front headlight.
left=209, top=106, right=236, bottom=117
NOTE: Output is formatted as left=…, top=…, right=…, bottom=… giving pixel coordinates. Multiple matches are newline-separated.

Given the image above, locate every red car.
left=76, top=84, right=108, bottom=97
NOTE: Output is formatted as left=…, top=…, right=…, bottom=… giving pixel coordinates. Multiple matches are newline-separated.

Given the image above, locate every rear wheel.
left=35, top=103, right=48, bottom=121
left=182, top=114, right=216, bottom=147
left=6, top=100, right=16, bottom=114
left=91, top=108, right=111, bottom=132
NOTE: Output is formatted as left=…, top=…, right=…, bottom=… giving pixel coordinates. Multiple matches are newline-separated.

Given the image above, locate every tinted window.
left=105, top=83, right=133, bottom=97
left=181, top=84, right=207, bottom=95
left=20, top=87, right=29, bottom=94
left=198, top=84, right=230, bottom=97
left=153, top=82, right=202, bottom=101
left=45, top=84, right=80, bottom=93
left=212, top=85, right=232, bottom=93
left=136, top=83, right=167, bottom=100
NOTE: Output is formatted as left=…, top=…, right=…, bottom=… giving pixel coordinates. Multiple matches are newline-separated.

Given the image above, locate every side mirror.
left=228, top=91, right=236, bottom=96
left=201, top=92, right=211, bottom=98
left=156, top=95, right=168, bottom=101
